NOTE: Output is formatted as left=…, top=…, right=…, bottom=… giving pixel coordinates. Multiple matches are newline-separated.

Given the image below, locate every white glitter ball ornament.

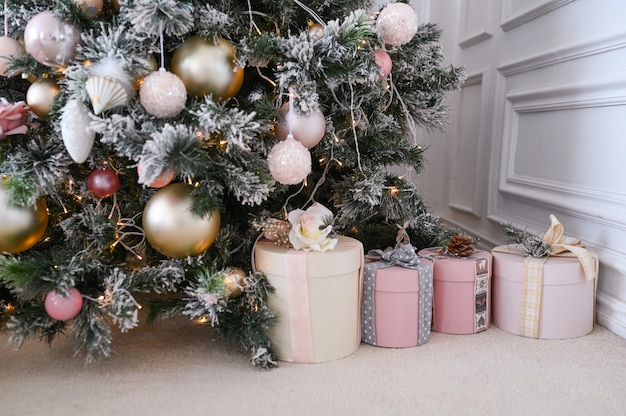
left=139, top=68, right=187, bottom=118
left=376, top=2, right=419, bottom=46
left=267, top=135, right=312, bottom=185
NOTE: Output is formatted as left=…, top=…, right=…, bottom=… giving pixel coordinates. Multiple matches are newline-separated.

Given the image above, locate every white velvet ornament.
left=60, top=99, right=95, bottom=163
left=376, top=3, right=419, bottom=46
left=267, top=135, right=312, bottom=185
left=275, top=102, right=326, bottom=149
left=139, top=68, right=187, bottom=118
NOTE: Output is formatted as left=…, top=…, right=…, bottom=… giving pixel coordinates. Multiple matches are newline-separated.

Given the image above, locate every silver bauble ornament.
left=171, top=36, right=244, bottom=100
left=143, top=183, right=221, bottom=258
left=0, top=181, right=48, bottom=254
left=23, top=11, right=82, bottom=67
left=275, top=102, right=326, bottom=149
left=26, top=78, right=59, bottom=119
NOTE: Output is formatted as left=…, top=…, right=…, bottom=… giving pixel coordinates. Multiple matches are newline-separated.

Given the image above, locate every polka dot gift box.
left=361, top=244, right=433, bottom=348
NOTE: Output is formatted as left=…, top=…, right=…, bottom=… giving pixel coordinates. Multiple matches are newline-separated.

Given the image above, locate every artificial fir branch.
left=0, top=0, right=463, bottom=367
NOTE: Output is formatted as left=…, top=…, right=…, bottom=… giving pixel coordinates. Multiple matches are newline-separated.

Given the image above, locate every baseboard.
left=596, top=292, right=626, bottom=339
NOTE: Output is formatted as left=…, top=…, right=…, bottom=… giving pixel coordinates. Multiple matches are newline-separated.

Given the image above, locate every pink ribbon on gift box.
left=494, top=215, right=599, bottom=338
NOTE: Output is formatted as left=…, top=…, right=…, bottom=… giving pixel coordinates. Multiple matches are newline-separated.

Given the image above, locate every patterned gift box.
left=492, top=215, right=598, bottom=339
left=254, top=236, right=364, bottom=363
left=361, top=244, right=433, bottom=348
left=418, top=248, right=493, bottom=335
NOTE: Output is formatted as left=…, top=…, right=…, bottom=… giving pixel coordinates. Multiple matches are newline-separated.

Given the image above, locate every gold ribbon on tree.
left=518, top=215, right=598, bottom=338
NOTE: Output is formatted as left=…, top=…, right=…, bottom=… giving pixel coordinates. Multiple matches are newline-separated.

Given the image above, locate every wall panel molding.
left=447, top=71, right=489, bottom=217
left=498, top=80, right=626, bottom=225
left=458, top=0, right=494, bottom=49
left=500, top=0, right=574, bottom=32
left=498, top=31, right=626, bottom=76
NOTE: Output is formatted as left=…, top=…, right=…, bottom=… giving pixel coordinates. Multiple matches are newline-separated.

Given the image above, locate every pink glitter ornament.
left=139, top=68, right=187, bottom=118
left=376, top=3, right=419, bottom=46
left=44, top=288, right=83, bottom=321
left=267, top=135, right=312, bottom=185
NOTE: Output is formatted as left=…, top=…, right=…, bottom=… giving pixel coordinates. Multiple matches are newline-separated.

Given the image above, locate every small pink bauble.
left=275, top=102, right=326, bottom=149
left=0, top=37, right=26, bottom=77
left=267, top=135, right=312, bottom=185
left=139, top=68, right=187, bottom=118
left=88, top=167, right=120, bottom=198
left=24, top=11, right=82, bottom=67
left=45, top=288, right=83, bottom=321
left=372, top=50, right=392, bottom=79
left=137, top=163, right=175, bottom=188
left=376, top=3, right=419, bottom=46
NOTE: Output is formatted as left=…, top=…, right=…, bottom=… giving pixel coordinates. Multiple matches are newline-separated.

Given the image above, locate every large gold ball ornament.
left=142, top=183, right=221, bottom=258
left=170, top=36, right=244, bottom=100
left=223, top=266, right=247, bottom=298
left=26, top=78, right=59, bottom=119
left=0, top=182, right=48, bottom=254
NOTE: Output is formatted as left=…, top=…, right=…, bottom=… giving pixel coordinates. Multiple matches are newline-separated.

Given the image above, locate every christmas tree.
left=0, top=0, right=463, bottom=367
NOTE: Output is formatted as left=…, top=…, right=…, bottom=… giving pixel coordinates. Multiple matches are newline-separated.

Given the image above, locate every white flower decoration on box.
left=288, top=203, right=338, bottom=252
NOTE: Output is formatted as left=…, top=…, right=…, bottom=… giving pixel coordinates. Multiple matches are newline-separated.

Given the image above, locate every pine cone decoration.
left=447, top=233, right=475, bottom=257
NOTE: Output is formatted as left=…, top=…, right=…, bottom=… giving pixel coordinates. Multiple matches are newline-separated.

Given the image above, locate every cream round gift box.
left=254, top=236, right=363, bottom=363
left=492, top=245, right=597, bottom=339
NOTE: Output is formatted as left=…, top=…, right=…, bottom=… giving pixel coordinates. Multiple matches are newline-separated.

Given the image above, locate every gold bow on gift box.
left=495, top=215, right=598, bottom=338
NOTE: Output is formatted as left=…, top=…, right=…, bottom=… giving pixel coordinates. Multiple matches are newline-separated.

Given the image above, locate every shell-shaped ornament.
left=85, top=76, right=128, bottom=115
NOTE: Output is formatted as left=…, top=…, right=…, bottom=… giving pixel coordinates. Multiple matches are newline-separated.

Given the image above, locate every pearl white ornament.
left=60, top=99, right=95, bottom=163
left=275, top=102, right=326, bottom=149
left=376, top=3, right=419, bottom=46
left=139, top=68, right=187, bottom=118
left=267, top=135, right=312, bottom=185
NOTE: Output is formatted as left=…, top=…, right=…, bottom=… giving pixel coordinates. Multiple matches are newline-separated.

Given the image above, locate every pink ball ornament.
left=275, top=102, right=326, bottom=149
left=376, top=3, right=419, bottom=46
left=87, top=167, right=120, bottom=198
left=44, top=288, right=83, bottom=321
left=372, top=50, right=392, bottom=79
left=267, top=135, right=312, bottom=185
left=139, top=68, right=188, bottom=118
left=0, top=37, right=26, bottom=77
left=24, top=11, right=82, bottom=67
left=137, top=162, right=175, bottom=189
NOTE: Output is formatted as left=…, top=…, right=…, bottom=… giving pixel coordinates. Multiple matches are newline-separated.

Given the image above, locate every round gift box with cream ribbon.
left=254, top=236, right=363, bottom=363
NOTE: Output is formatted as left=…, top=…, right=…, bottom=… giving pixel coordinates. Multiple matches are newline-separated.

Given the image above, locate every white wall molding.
left=596, top=292, right=626, bottom=339
left=458, top=0, right=494, bottom=49
left=498, top=31, right=626, bottom=76
left=497, top=77, right=626, bottom=226
left=500, top=0, right=574, bottom=32
left=447, top=70, right=490, bottom=217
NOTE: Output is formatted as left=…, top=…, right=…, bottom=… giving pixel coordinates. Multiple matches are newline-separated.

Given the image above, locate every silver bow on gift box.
left=361, top=244, right=433, bottom=347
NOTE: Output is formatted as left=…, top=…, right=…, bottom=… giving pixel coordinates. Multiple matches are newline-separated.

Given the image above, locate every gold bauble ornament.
left=26, top=78, right=59, bottom=118
left=170, top=36, right=244, bottom=100
left=142, top=183, right=221, bottom=258
left=223, top=267, right=247, bottom=298
left=0, top=182, right=48, bottom=254
left=74, top=0, right=104, bottom=17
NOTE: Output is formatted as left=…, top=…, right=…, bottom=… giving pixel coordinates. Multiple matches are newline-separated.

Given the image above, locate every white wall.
left=411, top=0, right=626, bottom=337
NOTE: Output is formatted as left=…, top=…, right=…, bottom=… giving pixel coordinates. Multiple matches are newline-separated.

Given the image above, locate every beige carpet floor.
left=1, top=316, right=625, bottom=416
